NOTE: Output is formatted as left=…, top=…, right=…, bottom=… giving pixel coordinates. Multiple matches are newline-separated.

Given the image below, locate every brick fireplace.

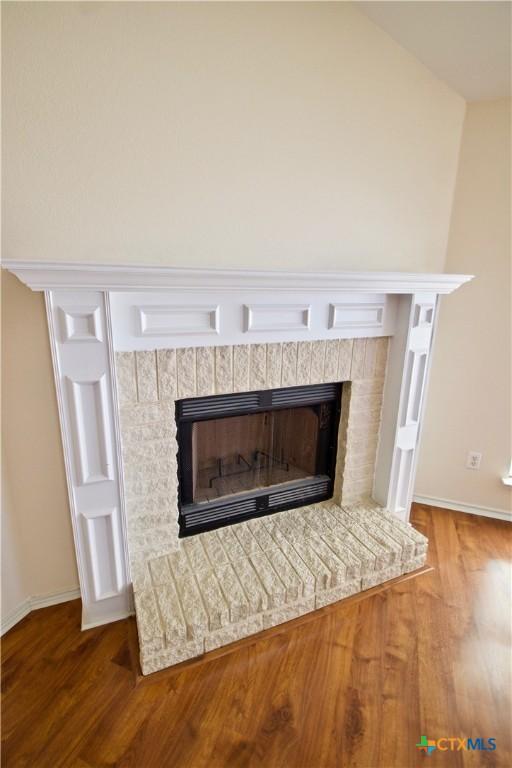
left=3, top=261, right=472, bottom=674
left=116, top=337, right=389, bottom=562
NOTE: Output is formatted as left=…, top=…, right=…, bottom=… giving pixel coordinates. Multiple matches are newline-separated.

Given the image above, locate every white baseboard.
left=413, top=494, right=512, bottom=522
left=81, top=609, right=134, bottom=631
left=1, top=599, right=32, bottom=636
left=30, top=587, right=81, bottom=610
left=1, top=587, right=81, bottom=636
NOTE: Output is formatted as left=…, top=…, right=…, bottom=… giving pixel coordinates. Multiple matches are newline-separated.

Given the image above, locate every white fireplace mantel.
left=4, top=260, right=471, bottom=294
left=4, top=261, right=472, bottom=630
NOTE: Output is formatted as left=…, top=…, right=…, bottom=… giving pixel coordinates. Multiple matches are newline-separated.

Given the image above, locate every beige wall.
left=2, top=1, right=464, bottom=271
left=416, top=99, right=511, bottom=515
left=1, top=464, right=27, bottom=619
left=1, top=271, right=79, bottom=625
left=1, top=2, right=467, bottom=615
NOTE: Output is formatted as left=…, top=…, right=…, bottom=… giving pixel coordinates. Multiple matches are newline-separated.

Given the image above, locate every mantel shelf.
left=3, top=260, right=473, bottom=295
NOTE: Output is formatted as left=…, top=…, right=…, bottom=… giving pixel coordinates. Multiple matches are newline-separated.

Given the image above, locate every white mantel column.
left=45, top=290, right=132, bottom=628
left=374, top=292, right=439, bottom=520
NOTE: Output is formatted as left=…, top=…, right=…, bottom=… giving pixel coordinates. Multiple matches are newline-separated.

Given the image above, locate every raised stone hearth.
left=134, top=503, right=427, bottom=675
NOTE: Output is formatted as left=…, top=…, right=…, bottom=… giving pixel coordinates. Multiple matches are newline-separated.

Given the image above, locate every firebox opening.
left=192, top=407, right=320, bottom=502
left=176, top=383, right=342, bottom=536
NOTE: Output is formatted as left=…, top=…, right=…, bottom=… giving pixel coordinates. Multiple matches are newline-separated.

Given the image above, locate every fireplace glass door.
left=192, top=407, right=321, bottom=502
left=176, top=383, right=342, bottom=535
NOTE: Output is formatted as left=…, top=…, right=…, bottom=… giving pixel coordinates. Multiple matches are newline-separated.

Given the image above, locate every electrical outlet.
left=466, top=451, right=482, bottom=470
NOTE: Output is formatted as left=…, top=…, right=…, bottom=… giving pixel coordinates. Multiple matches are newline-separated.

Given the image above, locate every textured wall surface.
left=416, top=99, right=511, bottom=514
left=2, top=2, right=464, bottom=271
left=1, top=467, right=27, bottom=623
left=1, top=272, right=79, bottom=627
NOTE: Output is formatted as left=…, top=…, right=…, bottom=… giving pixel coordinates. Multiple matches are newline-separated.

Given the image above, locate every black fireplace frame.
left=176, top=382, right=342, bottom=536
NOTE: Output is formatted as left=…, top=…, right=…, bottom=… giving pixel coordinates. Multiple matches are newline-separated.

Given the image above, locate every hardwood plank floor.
left=2, top=504, right=511, bottom=768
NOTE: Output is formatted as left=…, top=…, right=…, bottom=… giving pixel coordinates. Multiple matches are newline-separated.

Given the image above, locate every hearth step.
left=133, top=503, right=428, bottom=675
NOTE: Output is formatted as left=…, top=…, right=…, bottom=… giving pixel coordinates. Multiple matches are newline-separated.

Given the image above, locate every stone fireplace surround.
left=116, top=337, right=389, bottom=560
left=116, top=337, right=432, bottom=674
left=3, top=262, right=472, bottom=674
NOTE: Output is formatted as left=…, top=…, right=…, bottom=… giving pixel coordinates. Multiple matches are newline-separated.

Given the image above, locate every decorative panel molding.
left=244, top=304, right=311, bottom=333
left=45, top=290, right=131, bottom=630
left=375, top=291, right=439, bottom=521
left=393, top=448, right=414, bottom=513
left=81, top=508, right=123, bottom=601
left=66, top=376, right=113, bottom=486
left=404, top=351, right=428, bottom=426
left=60, top=305, right=102, bottom=343
left=329, top=302, right=385, bottom=331
left=413, top=302, right=435, bottom=328
left=138, top=304, right=219, bottom=336
left=109, top=292, right=400, bottom=350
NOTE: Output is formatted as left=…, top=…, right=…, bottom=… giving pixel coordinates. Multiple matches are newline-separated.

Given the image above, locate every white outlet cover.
left=466, top=451, right=482, bottom=470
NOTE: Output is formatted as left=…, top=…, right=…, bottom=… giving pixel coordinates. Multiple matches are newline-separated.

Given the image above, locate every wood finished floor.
left=2, top=504, right=511, bottom=768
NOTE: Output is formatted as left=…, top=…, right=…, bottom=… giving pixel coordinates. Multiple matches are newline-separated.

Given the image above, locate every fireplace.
left=4, top=259, right=471, bottom=671
left=176, top=383, right=342, bottom=535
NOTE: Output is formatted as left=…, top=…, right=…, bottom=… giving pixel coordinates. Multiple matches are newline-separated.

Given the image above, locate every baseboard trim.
left=30, top=587, right=81, bottom=611
left=1, top=600, right=32, bottom=636
left=1, top=587, right=81, bottom=636
left=413, top=495, right=512, bottom=522
left=81, top=609, right=134, bottom=632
